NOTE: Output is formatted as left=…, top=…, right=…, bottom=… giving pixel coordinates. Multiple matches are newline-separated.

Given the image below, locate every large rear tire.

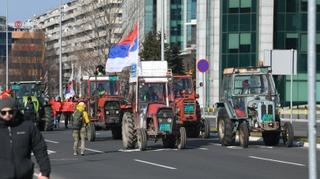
left=111, top=126, right=122, bottom=140
left=137, top=128, right=147, bottom=151
left=239, top=122, right=249, bottom=148
left=42, top=106, right=53, bottom=131
left=86, top=123, right=96, bottom=142
left=176, top=127, right=187, bottom=149
left=282, top=122, right=294, bottom=147
left=217, top=108, right=235, bottom=146
left=262, top=131, right=280, bottom=146
left=122, top=112, right=136, bottom=149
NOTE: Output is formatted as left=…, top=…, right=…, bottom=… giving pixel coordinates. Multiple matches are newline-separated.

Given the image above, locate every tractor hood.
left=147, top=103, right=169, bottom=116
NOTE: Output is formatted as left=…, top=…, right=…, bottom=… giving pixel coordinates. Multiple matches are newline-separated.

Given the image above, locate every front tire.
left=200, top=118, right=210, bottom=138
left=176, top=127, right=187, bottom=149
left=217, top=108, right=235, bottom=146
left=86, top=123, right=96, bottom=142
left=122, top=112, right=136, bottom=149
left=137, top=128, right=147, bottom=151
left=282, top=122, right=294, bottom=147
left=239, top=122, right=249, bottom=148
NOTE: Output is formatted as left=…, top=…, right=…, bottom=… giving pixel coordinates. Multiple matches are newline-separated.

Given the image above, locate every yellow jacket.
left=76, top=102, right=90, bottom=126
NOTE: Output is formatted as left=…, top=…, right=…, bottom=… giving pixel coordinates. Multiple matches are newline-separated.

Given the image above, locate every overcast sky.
left=0, top=0, right=71, bottom=22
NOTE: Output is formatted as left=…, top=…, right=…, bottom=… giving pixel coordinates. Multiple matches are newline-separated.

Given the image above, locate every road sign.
left=197, top=59, right=209, bottom=73
left=14, top=21, right=22, bottom=29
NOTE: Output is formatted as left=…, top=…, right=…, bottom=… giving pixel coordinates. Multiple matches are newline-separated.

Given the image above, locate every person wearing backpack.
left=72, top=102, right=90, bottom=156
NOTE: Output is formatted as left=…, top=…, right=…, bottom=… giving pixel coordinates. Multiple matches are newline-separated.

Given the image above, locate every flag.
left=106, top=24, right=138, bottom=73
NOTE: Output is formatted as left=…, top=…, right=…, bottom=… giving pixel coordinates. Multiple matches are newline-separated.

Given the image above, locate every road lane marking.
left=119, top=149, right=141, bottom=152
left=249, top=156, right=305, bottom=167
left=85, top=148, right=104, bottom=153
left=134, top=159, right=177, bottom=170
left=45, top=139, right=59, bottom=144
left=199, top=147, right=209, bottom=150
left=32, top=150, right=56, bottom=156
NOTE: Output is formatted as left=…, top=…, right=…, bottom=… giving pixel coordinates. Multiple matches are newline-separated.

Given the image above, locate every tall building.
left=122, top=0, right=197, bottom=52
left=0, top=30, right=45, bottom=85
left=29, top=0, right=123, bottom=96
left=197, top=0, right=320, bottom=108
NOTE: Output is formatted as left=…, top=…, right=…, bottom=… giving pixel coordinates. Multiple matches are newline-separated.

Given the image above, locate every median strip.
left=249, top=156, right=305, bottom=167
left=134, top=159, right=177, bottom=170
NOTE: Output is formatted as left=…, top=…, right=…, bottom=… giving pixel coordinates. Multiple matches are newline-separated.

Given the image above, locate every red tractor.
left=173, top=75, right=210, bottom=138
left=81, top=75, right=130, bottom=141
left=122, top=61, right=187, bottom=151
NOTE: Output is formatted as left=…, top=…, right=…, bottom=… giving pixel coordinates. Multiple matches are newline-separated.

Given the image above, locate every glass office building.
left=197, top=0, right=320, bottom=108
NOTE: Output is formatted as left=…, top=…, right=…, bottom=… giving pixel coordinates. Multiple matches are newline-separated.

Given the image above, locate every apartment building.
left=29, top=0, right=123, bottom=96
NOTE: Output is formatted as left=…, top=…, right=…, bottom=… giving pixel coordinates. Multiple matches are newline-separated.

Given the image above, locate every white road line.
left=249, top=156, right=305, bottom=167
left=84, top=148, right=104, bottom=153
left=134, top=159, right=177, bottom=170
left=45, top=139, right=59, bottom=144
left=199, top=147, right=209, bottom=150
left=47, top=150, right=56, bottom=155
left=118, top=148, right=141, bottom=152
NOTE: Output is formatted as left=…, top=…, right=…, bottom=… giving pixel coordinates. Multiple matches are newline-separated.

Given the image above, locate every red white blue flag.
left=106, top=24, right=138, bottom=72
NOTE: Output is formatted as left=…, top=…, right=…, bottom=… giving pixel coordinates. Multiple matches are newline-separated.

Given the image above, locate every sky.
left=0, top=0, right=70, bottom=23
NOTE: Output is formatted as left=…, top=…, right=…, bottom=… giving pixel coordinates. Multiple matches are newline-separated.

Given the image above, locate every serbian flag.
left=106, top=24, right=138, bottom=72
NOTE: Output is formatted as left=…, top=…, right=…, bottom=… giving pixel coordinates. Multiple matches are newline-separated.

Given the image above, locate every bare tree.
left=72, top=0, right=123, bottom=76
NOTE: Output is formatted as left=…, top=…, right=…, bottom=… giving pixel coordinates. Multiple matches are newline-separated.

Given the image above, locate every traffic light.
left=95, top=65, right=106, bottom=76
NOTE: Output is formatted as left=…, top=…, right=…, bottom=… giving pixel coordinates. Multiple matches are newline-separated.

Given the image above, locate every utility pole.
left=161, top=0, right=164, bottom=61
left=59, top=0, right=63, bottom=98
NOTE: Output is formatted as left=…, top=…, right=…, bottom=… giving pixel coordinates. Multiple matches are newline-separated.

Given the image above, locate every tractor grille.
left=104, top=101, right=120, bottom=116
left=261, top=103, right=274, bottom=122
left=184, top=101, right=195, bottom=115
left=157, top=109, right=174, bottom=133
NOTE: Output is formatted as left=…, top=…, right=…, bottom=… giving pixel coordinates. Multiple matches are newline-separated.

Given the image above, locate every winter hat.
left=0, top=97, right=17, bottom=111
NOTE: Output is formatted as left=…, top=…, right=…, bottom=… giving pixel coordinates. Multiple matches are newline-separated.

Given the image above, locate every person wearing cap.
left=72, top=102, right=90, bottom=156
left=0, top=96, right=51, bottom=179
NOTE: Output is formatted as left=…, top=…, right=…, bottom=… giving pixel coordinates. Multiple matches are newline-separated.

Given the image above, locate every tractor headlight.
left=106, top=111, right=110, bottom=115
left=167, top=118, right=172, bottom=123
left=115, top=110, right=119, bottom=114
left=159, top=118, right=163, bottom=123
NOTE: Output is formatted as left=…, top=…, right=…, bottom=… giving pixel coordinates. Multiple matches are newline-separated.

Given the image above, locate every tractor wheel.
left=200, top=118, right=210, bottom=138
left=86, top=123, right=96, bottom=142
left=282, top=122, right=294, bottom=147
left=122, top=112, right=136, bottom=149
left=239, top=122, right=249, bottom=148
left=43, top=106, right=53, bottom=131
left=217, top=108, right=235, bottom=146
left=176, top=127, right=187, bottom=149
left=137, top=128, right=147, bottom=151
left=111, top=126, right=122, bottom=140
left=262, top=131, right=280, bottom=146
left=162, top=135, right=176, bottom=148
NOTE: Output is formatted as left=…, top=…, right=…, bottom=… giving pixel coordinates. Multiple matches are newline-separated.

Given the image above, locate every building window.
left=285, top=33, right=298, bottom=49
left=228, top=33, right=239, bottom=51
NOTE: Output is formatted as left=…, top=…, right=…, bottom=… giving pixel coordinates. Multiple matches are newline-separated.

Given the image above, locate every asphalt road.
left=33, top=128, right=320, bottom=179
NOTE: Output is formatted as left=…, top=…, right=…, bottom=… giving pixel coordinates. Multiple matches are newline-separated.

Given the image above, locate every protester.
left=24, top=96, right=36, bottom=122
left=0, top=96, right=51, bottom=179
left=72, top=102, right=90, bottom=156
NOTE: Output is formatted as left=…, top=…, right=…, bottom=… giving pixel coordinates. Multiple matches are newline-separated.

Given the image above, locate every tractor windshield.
left=12, top=83, right=42, bottom=98
left=233, top=74, right=276, bottom=95
left=90, top=80, right=118, bottom=96
left=139, top=83, right=166, bottom=104
left=173, top=77, right=193, bottom=97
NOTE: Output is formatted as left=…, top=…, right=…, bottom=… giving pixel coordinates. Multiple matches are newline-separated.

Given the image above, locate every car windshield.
left=173, top=77, right=193, bottom=97
left=12, top=83, right=42, bottom=98
left=233, top=74, right=275, bottom=95
left=90, top=80, right=118, bottom=96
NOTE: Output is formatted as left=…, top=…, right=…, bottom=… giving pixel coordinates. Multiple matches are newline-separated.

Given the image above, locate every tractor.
left=173, top=75, right=210, bottom=138
left=81, top=75, right=130, bottom=141
left=215, top=66, right=294, bottom=148
left=10, top=81, right=53, bottom=131
left=122, top=61, right=187, bottom=151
